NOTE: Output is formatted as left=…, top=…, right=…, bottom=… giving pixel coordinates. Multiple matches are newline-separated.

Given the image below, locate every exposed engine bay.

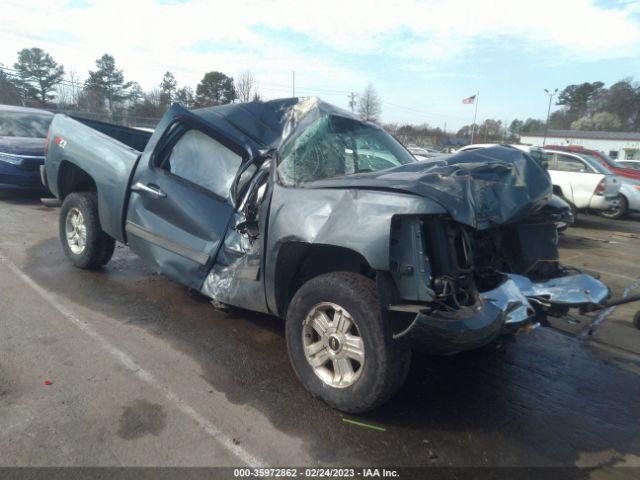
left=388, top=210, right=608, bottom=352
left=390, top=214, right=562, bottom=304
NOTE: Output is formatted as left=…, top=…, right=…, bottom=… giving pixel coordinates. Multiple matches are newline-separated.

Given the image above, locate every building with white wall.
left=520, top=130, right=640, bottom=160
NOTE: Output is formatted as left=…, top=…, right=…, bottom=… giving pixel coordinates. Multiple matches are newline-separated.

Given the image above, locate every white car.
left=457, top=143, right=548, bottom=165
left=456, top=143, right=502, bottom=152
left=543, top=149, right=620, bottom=214
left=457, top=143, right=543, bottom=156
left=406, top=145, right=443, bottom=160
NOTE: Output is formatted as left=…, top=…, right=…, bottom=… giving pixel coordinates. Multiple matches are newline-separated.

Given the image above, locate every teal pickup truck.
left=44, top=97, right=609, bottom=412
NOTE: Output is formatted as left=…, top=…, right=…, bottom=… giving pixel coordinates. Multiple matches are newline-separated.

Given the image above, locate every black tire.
left=286, top=271, right=411, bottom=413
left=59, top=191, right=115, bottom=269
left=600, top=195, right=628, bottom=220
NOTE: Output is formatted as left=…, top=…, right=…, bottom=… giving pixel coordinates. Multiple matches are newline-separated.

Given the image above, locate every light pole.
left=543, top=88, right=558, bottom=147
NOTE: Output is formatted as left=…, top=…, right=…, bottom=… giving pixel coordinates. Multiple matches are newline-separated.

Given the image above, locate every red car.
left=545, top=145, right=640, bottom=181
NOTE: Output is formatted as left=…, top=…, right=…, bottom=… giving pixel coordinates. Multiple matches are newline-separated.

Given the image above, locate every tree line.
left=0, top=47, right=263, bottom=126
left=5, top=47, right=637, bottom=145
left=451, top=80, right=640, bottom=144
left=0, top=46, right=386, bottom=129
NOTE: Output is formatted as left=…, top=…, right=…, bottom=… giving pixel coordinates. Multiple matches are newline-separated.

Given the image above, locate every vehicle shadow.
left=0, top=191, right=50, bottom=205
left=21, top=238, right=640, bottom=469
left=558, top=233, right=602, bottom=250
left=574, top=213, right=640, bottom=235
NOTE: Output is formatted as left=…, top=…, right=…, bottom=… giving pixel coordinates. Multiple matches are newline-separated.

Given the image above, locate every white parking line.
left=0, top=252, right=265, bottom=467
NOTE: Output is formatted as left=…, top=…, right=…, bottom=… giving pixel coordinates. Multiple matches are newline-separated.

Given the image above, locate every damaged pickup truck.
left=44, top=97, right=610, bottom=412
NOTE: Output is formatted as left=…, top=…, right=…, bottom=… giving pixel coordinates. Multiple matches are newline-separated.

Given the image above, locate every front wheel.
left=59, top=191, right=115, bottom=269
left=285, top=272, right=411, bottom=413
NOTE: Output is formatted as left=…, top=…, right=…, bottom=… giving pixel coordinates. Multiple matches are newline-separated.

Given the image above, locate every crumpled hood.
left=0, top=136, right=45, bottom=157
left=305, top=146, right=553, bottom=229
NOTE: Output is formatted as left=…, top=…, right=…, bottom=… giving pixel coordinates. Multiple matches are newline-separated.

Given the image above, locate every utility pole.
left=292, top=71, right=295, bottom=97
left=543, top=88, right=558, bottom=147
left=348, top=92, right=358, bottom=113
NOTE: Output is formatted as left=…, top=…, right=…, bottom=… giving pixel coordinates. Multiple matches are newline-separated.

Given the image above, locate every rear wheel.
left=601, top=195, right=628, bottom=220
left=59, top=192, right=115, bottom=269
left=285, top=272, right=411, bottom=413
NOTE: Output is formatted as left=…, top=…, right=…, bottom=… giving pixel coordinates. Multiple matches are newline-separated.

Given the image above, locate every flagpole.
left=470, top=91, right=479, bottom=144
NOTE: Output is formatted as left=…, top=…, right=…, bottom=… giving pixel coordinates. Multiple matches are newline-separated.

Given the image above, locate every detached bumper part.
left=504, top=273, right=610, bottom=306
left=392, top=273, right=609, bottom=352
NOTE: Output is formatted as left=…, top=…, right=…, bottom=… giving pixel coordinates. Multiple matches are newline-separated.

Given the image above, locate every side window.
left=159, top=129, right=242, bottom=198
left=555, top=154, right=588, bottom=173
left=542, top=152, right=554, bottom=169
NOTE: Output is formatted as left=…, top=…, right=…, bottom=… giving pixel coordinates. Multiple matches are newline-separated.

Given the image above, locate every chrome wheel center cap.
left=327, top=334, right=342, bottom=353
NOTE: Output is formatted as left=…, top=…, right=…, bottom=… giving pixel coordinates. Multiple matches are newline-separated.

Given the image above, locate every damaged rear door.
left=125, top=113, right=249, bottom=290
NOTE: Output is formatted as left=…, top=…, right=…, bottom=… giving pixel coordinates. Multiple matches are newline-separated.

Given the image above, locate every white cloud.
left=1, top=0, right=639, bottom=124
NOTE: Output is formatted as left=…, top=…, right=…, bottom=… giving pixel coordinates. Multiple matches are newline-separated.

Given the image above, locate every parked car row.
left=451, top=143, right=635, bottom=221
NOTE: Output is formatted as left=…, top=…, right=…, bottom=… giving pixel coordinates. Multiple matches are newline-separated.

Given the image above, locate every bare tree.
left=54, top=81, right=73, bottom=108
left=235, top=70, right=256, bottom=103
left=55, top=68, right=83, bottom=109
left=358, top=84, right=382, bottom=123
left=66, top=68, right=82, bottom=108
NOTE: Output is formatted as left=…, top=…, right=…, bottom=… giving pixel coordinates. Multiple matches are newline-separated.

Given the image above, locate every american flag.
left=462, top=95, right=476, bottom=104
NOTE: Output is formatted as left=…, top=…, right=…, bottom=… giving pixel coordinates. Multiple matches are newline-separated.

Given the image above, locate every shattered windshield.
left=278, top=115, right=416, bottom=186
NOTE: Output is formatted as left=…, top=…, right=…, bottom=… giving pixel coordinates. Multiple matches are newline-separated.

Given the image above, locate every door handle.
left=132, top=182, right=166, bottom=198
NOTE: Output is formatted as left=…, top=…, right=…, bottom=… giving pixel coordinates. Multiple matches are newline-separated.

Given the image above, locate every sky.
left=2, top=0, right=640, bottom=130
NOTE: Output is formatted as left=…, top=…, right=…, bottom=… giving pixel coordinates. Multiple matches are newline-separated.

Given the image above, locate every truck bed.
left=44, top=115, right=143, bottom=242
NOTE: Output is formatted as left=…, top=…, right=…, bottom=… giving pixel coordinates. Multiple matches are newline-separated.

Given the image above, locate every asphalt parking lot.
left=1, top=195, right=640, bottom=474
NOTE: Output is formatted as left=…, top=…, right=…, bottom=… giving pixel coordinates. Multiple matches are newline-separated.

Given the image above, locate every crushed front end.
left=385, top=211, right=609, bottom=353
